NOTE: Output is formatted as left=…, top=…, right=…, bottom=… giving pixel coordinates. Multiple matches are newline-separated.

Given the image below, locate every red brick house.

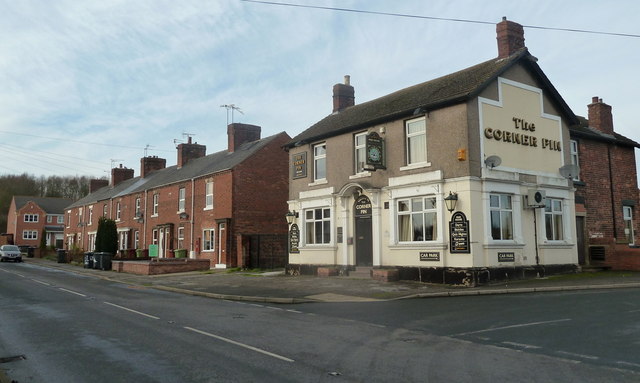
left=7, top=196, right=72, bottom=248
left=571, top=97, right=640, bottom=269
left=64, top=124, right=290, bottom=268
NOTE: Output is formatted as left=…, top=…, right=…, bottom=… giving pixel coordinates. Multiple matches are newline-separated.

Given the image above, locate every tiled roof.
left=287, top=48, right=577, bottom=147
left=67, top=132, right=288, bottom=208
left=13, top=196, right=74, bottom=214
left=570, top=116, right=640, bottom=148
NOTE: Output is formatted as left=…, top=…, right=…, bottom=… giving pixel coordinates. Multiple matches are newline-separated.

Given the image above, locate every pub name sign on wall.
left=292, top=152, right=307, bottom=179
left=364, top=132, right=386, bottom=171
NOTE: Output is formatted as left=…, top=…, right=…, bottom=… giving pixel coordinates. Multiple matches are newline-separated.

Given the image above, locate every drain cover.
left=0, top=355, right=26, bottom=363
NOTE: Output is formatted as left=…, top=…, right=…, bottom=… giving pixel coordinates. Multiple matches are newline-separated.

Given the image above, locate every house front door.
left=354, top=195, right=373, bottom=266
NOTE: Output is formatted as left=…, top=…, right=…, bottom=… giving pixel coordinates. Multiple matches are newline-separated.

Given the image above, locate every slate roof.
left=13, top=196, right=74, bottom=214
left=570, top=116, right=640, bottom=148
left=67, top=132, right=287, bottom=209
left=286, top=48, right=577, bottom=147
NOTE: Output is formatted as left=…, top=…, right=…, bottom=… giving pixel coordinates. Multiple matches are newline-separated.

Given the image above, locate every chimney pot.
left=332, top=75, right=355, bottom=113
left=344, top=75, right=350, bottom=85
left=587, top=96, right=614, bottom=135
left=592, top=96, right=599, bottom=103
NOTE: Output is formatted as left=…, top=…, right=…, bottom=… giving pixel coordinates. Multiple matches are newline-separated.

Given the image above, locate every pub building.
left=284, top=18, right=580, bottom=284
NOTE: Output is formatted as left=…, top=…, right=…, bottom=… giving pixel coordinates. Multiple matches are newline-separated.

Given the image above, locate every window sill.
left=299, top=245, right=337, bottom=250
left=203, top=206, right=213, bottom=211
left=308, top=179, right=328, bottom=187
left=400, top=162, right=431, bottom=172
left=539, top=242, right=574, bottom=249
left=484, top=242, right=525, bottom=249
left=150, top=214, right=158, bottom=218
left=349, top=172, right=372, bottom=180
left=389, top=242, right=447, bottom=250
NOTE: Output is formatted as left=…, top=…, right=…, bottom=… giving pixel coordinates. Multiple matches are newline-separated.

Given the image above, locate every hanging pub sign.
left=449, top=211, right=470, bottom=254
left=365, top=132, right=386, bottom=170
left=289, top=223, right=300, bottom=254
left=292, top=152, right=307, bottom=179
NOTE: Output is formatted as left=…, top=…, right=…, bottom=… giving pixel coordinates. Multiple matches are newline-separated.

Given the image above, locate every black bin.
left=56, top=249, right=67, bottom=263
left=83, top=252, right=94, bottom=269
left=27, top=247, right=35, bottom=258
left=93, top=252, right=112, bottom=271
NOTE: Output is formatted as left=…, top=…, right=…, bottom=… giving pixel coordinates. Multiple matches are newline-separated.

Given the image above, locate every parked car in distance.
left=0, top=245, right=22, bottom=262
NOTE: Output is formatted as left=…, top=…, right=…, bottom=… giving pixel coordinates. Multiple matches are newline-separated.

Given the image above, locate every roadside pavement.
left=19, top=258, right=640, bottom=304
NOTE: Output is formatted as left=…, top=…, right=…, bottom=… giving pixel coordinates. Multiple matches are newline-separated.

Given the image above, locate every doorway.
left=354, top=195, right=373, bottom=266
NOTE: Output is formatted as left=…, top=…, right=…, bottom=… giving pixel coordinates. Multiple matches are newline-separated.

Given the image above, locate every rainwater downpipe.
left=190, top=178, right=195, bottom=258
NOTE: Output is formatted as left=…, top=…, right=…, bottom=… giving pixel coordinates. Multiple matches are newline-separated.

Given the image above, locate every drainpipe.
left=143, top=189, right=148, bottom=248
left=190, top=178, right=195, bottom=258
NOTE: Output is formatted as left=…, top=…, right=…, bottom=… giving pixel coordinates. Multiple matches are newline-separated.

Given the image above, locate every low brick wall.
left=112, top=259, right=211, bottom=275
left=372, top=268, right=399, bottom=282
left=317, top=267, right=339, bottom=277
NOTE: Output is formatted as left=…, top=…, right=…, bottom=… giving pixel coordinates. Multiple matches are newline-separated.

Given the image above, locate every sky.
left=1, top=0, right=639, bottom=180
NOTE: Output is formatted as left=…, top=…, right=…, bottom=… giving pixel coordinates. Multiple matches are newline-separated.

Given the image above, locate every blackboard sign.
left=420, top=252, right=440, bottom=261
left=292, top=152, right=307, bottom=179
left=449, top=211, right=470, bottom=253
left=289, top=224, right=300, bottom=254
left=498, top=252, right=515, bottom=262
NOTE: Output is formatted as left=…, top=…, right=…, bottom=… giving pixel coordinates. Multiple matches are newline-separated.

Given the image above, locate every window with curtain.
left=205, top=181, right=214, bottom=209
left=178, top=187, right=186, bottom=212
left=305, top=208, right=331, bottom=244
left=203, top=228, right=215, bottom=251
left=490, top=194, right=513, bottom=240
left=406, top=117, right=427, bottom=165
left=397, top=196, right=437, bottom=242
left=545, top=198, right=564, bottom=241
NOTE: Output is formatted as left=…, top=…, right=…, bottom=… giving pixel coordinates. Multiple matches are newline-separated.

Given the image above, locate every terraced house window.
left=397, top=196, right=437, bottom=242
left=153, top=193, right=159, bottom=216
left=88, top=206, right=93, bottom=225
left=116, top=202, right=121, bottom=221
left=305, top=208, right=331, bottom=244
left=545, top=199, right=564, bottom=241
left=23, top=230, right=37, bottom=240
left=313, top=143, right=326, bottom=181
left=24, top=214, right=38, bottom=222
left=178, top=187, right=186, bottom=212
left=203, top=228, right=215, bottom=251
left=490, top=194, right=513, bottom=240
left=205, top=181, right=214, bottom=209
left=406, top=117, right=427, bottom=165
left=570, top=140, right=580, bottom=181
left=135, top=197, right=141, bottom=215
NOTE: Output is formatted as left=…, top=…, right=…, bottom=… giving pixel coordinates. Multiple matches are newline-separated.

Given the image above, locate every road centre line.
left=103, top=302, right=160, bottom=320
left=453, top=318, right=572, bottom=336
left=286, top=309, right=303, bottom=314
left=59, top=288, right=87, bottom=297
left=31, top=279, right=51, bottom=286
left=502, top=341, right=541, bottom=350
left=556, top=350, right=599, bottom=360
left=184, top=326, right=295, bottom=363
left=617, top=361, right=640, bottom=369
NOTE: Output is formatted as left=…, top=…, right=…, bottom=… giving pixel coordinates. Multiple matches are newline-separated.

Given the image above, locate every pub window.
left=545, top=198, right=564, bottom=241
left=570, top=140, right=580, bottom=181
left=205, top=181, right=214, bottom=209
left=354, top=132, right=367, bottom=174
left=406, top=117, right=427, bottom=165
left=397, top=196, right=437, bottom=242
left=203, top=228, right=215, bottom=251
left=313, top=143, right=327, bottom=181
left=490, top=194, right=513, bottom=240
left=178, top=187, right=186, bottom=212
left=305, top=207, right=331, bottom=244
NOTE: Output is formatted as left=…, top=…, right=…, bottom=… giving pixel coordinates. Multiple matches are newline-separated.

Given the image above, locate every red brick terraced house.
left=64, top=124, right=291, bottom=269
left=7, top=196, right=73, bottom=249
left=570, top=97, right=640, bottom=270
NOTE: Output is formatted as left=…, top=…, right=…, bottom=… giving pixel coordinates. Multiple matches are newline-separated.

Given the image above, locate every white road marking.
left=59, top=288, right=87, bottom=297
left=556, top=351, right=599, bottom=360
left=286, top=309, right=303, bottom=314
left=627, top=309, right=640, bottom=313
left=453, top=318, right=572, bottom=336
left=184, top=326, right=295, bottom=363
left=502, top=341, right=541, bottom=349
left=266, top=306, right=283, bottom=311
left=249, top=304, right=264, bottom=308
left=617, top=361, right=640, bottom=369
left=103, top=302, right=160, bottom=320
left=32, top=279, right=51, bottom=286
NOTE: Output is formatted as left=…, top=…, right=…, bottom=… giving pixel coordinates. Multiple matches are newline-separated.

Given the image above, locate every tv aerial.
left=559, top=164, right=580, bottom=179
left=484, top=155, right=502, bottom=169
left=220, top=104, right=244, bottom=125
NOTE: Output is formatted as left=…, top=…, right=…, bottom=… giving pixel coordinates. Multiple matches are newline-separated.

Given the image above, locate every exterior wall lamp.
left=444, top=192, right=458, bottom=213
left=285, top=210, right=298, bottom=225
left=179, top=212, right=189, bottom=220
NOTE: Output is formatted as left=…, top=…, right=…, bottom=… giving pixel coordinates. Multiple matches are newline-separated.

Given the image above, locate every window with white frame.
left=354, top=132, right=366, bottom=174
left=152, top=229, right=158, bottom=244
left=305, top=208, right=331, bottom=244
left=544, top=199, right=564, bottom=241
left=47, top=215, right=52, bottom=223
left=116, top=202, right=121, bottom=221
left=57, top=215, right=64, bottom=224
left=134, top=230, right=140, bottom=250
left=153, top=193, right=159, bottom=216
left=78, top=207, right=83, bottom=223
left=88, top=233, right=96, bottom=252
left=397, top=196, right=438, bottom=242
left=490, top=194, right=513, bottom=240
left=624, top=206, right=634, bottom=245
left=178, top=187, right=186, bottom=212
left=88, top=206, right=93, bottom=225
left=313, top=143, right=327, bottom=181
left=23, top=230, right=38, bottom=240
left=203, top=228, right=215, bottom=251
left=118, top=230, right=128, bottom=250
left=205, top=181, right=214, bottom=209
left=177, top=227, right=185, bottom=249
left=135, top=197, right=141, bottom=215
left=24, top=214, right=39, bottom=222
left=67, top=211, right=71, bottom=227
left=103, top=204, right=108, bottom=217
left=570, top=140, right=580, bottom=181
left=406, top=117, right=427, bottom=165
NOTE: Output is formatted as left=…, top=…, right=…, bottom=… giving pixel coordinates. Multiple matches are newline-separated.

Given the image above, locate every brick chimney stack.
left=140, top=156, right=166, bottom=178
left=177, top=137, right=206, bottom=168
left=227, top=123, right=261, bottom=153
left=588, top=96, right=614, bottom=135
left=496, top=17, right=525, bottom=58
left=90, top=179, right=109, bottom=193
left=332, top=75, right=355, bottom=113
left=111, top=164, right=134, bottom=187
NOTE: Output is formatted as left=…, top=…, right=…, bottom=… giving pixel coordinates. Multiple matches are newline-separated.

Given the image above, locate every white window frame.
left=22, top=230, right=38, bottom=240
left=544, top=198, right=564, bottom=241
left=396, top=196, right=438, bottom=243
left=313, top=143, right=327, bottom=181
left=24, top=214, right=39, bottom=223
left=490, top=193, right=514, bottom=240
left=47, top=215, right=52, bottom=223
left=624, top=206, right=635, bottom=246
left=405, top=117, right=427, bottom=166
left=152, top=193, right=159, bottom=216
left=135, top=197, right=141, bottom=215
left=118, top=230, right=129, bottom=250
left=304, top=207, right=331, bottom=245
left=178, top=187, right=186, bottom=212
left=570, top=140, right=580, bottom=181
left=134, top=230, right=140, bottom=250
left=88, top=206, right=93, bottom=225
left=205, top=181, right=214, bottom=209
left=103, top=204, right=108, bottom=217
left=177, top=227, right=185, bottom=249
left=116, top=202, right=121, bottom=221
left=57, top=215, right=64, bottom=224
left=203, top=228, right=215, bottom=251
left=354, top=132, right=367, bottom=174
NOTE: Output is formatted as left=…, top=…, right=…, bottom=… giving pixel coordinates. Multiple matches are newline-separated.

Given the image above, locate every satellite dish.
left=484, top=155, right=502, bottom=169
left=559, top=164, right=580, bottom=179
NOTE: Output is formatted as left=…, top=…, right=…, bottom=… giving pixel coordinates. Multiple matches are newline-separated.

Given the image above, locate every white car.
left=0, top=245, right=22, bottom=262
